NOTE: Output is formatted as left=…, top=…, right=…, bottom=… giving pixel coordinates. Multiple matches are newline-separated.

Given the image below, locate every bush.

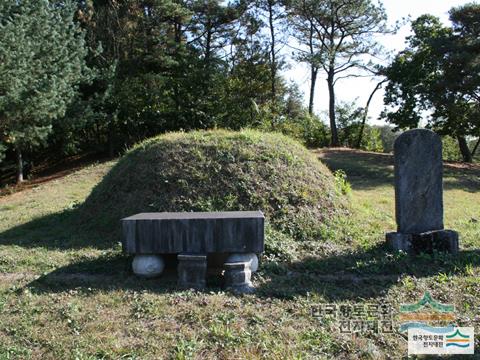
left=301, top=115, right=330, bottom=148
left=333, top=170, right=351, bottom=196
left=338, top=123, right=384, bottom=152
left=0, top=143, right=6, bottom=163
left=378, top=125, right=400, bottom=153
left=442, top=136, right=462, bottom=161
left=358, top=125, right=384, bottom=152
left=334, top=101, right=383, bottom=152
left=260, top=113, right=330, bottom=149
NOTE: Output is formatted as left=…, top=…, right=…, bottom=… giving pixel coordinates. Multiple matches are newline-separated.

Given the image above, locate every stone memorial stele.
left=386, top=129, right=459, bottom=253
left=122, top=211, right=264, bottom=292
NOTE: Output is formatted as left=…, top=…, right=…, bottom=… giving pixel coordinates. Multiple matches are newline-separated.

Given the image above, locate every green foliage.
left=287, top=0, right=389, bottom=146
left=81, top=130, right=349, bottom=244
left=260, top=113, right=329, bottom=149
left=442, top=136, right=463, bottom=161
left=0, top=0, right=392, bottom=182
left=264, top=226, right=298, bottom=262
left=377, top=125, right=399, bottom=153
left=361, top=126, right=384, bottom=152
left=217, top=58, right=272, bottom=129
left=382, top=4, right=480, bottom=162
left=47, top=0, right=303, bottom=159
left=335, top=102, right=384, bottom=152
left=0, top=0, right=87, bottom=156
left=0, top=142, right=7, bottom=162
left=335, top=101, right=363, bottom=148
left=299, top=115, right=330, bottom=148
left=333, top=170, right=351, bottom=196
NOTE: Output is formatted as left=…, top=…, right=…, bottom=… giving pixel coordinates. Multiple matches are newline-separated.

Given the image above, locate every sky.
left=284, top=0, right=473, bottom=125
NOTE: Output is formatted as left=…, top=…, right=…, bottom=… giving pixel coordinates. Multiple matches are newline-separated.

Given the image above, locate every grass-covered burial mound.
left=81, top=130, right=348, bottom=248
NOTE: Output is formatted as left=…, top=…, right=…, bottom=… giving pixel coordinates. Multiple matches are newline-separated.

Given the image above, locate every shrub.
left=259, top=114, right=330, bottom=148
left=442, top=136, right=462, bottom=161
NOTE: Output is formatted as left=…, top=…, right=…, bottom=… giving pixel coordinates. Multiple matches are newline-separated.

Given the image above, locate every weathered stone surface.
left=386, top=232, right=412, bottom=252
left=177, top=253, right=207, bottom=289
left=410, top=230, right=459, bottom=254
left=224, top=260, right=254, bottom=293
left=387, top=230, right=459, bottom=254
left=121, top=211, right=264, bottom=254
left=387, top=129, right=459, bottom=254
left=132, top=255, right=165, bottom=278
left=394, top=129, right=444, bottom=233
left=226, top=253, right=258, bottom=272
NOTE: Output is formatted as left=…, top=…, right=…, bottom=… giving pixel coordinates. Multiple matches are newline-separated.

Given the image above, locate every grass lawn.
left=0, top=148, right=479, bottom=359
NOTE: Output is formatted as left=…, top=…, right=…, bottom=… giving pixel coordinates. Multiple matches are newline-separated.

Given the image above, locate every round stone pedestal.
left=132, top=255, right=165, bottom=278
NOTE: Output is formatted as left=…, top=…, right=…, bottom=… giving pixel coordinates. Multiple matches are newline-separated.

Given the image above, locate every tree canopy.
left=0, top=0, right=87, bottom=181
left=382, top=3, right=480, bottom=162
left=287, top=0, right=389, bottom=146
left=0, top=0, right=478, bottom=185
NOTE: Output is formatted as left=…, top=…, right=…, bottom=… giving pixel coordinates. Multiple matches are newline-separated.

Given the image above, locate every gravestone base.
left=386, top=230, right=459, bottom=254
left=224, top=261, right=254, bottom=294
left=177, top=254, right=207, bottom=290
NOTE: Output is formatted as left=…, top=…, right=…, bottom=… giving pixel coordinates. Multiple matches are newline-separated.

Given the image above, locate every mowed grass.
left=0, top=148, right=479, bottom=359
left=0, top=161, right=119, bottom=274
left=317, top=149, right=480, bottom=251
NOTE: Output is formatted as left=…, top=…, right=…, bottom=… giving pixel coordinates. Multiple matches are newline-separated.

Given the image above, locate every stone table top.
left=121, top=211, right=265, bottom=254
left=122, top=211, right=264, bottom=221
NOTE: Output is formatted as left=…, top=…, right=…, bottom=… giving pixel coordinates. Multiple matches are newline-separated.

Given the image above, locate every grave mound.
left=81, top=130, right=348, bottom=242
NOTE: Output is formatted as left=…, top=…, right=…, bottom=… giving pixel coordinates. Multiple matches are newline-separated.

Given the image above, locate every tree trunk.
left=268, top=0, right=276, bottom=108
left=174, top=21, right=182, bottom=128
left=356, top=115, right=367, bottom=150
left=471, top=137, right=480, bottom=158
left=16, top=147, right=24, bottom=183
left=204, top=26, right=213, bottom=119
left=457, top=135, right=473, bottom=163
left=107, top=115, right=117, bottom=158
left=307, top=23, right=316, bottom=116
left=205, top=27, right=212, bottom=72
left=108, top=132, right=115, bottom=158
left=356, top=80, right=385, bottom=148
left=327, top=70, right=339, bottom=146
left=308, top=67, right=317, bottom=115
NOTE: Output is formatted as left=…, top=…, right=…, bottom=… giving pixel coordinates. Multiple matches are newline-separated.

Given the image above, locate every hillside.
left=0, top=147, right=479, bottom=358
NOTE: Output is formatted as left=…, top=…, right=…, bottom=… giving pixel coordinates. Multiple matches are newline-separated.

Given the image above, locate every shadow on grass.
left=318, top=150, right=395, bottom=190
left=26, top=253, right=178, bottom=295
left=318, top=149, right=480, bottom=193
left=26, top=252, right=225, bottom=295
left=257, top=243, right=480, bottom=300
left=0, top=207, right=118, bottom=250
left=24, top=242, right=480, bottom=301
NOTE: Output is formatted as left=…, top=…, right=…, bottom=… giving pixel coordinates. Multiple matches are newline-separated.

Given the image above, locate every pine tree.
left=0, top=0, right=87, bottom=182
left=287, top=0, right=388, bottom=146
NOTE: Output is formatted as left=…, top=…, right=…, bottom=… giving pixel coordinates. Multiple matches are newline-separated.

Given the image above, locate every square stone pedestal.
left=177, top=254, right=207, bottom=289
left=386, top=230, right=459, bottom=254
left=224, top=262, right=254, bottom=294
